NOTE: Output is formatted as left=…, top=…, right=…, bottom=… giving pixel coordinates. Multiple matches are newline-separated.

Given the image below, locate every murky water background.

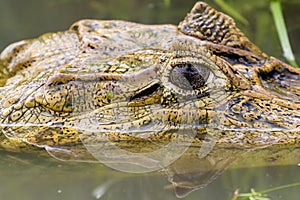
left=0, top=0, right=300, bottom=199
left=1, top=148, right=300, bottom=200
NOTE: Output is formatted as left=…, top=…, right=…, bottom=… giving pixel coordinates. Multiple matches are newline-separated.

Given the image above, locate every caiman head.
left=0, top=2, right=299, bottom=162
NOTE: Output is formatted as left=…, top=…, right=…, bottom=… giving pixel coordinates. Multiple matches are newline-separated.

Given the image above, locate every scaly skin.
left=0, top=2, right=299, bottom=160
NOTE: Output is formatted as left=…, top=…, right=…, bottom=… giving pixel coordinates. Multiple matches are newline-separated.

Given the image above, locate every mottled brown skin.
left=0, top=2, right=299, bottom=160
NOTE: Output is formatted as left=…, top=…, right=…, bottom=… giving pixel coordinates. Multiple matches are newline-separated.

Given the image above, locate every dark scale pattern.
left=178, top=2, right=267, bottom=67
left=179, top=2, right=258, bottom=51
left=0, top=2, right=299, bottom=157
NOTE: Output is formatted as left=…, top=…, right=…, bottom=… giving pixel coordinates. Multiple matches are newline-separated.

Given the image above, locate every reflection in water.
left=163, top=147, right=242, bottom=198
left=1, top=144, right=300, bottom=200
left=164, top=145, right=300, bottom=198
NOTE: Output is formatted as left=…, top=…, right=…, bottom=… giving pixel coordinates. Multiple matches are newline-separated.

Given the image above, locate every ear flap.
left=178, top=2, right=266, bottom=65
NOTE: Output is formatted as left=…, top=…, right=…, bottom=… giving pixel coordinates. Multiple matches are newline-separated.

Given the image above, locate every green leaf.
left=270, top=0, right=298, bottom=67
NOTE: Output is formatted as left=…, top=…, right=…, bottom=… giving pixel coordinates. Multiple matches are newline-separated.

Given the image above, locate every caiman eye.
left=170, top=63, right=213, bottom=90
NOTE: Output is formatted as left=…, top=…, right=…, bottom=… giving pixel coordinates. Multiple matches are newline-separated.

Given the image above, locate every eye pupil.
left=170, top=63, right=210, bottom=90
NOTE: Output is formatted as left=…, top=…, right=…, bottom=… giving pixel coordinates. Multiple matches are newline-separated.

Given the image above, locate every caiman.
left=0, top=2, right=299, bottom=167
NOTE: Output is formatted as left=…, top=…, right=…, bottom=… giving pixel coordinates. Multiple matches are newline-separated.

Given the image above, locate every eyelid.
left=160, top=50, right=230, bottom=96
left=206, top=71, right=215, bottom=84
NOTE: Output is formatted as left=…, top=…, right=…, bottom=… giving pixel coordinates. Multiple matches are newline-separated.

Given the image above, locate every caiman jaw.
left=0, top=1, right=299, bottom=155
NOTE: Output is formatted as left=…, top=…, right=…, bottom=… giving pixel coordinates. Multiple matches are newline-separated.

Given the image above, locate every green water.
left=1, top=148, right=300, bottom=200
left=0, top=0, right=300, bottom=199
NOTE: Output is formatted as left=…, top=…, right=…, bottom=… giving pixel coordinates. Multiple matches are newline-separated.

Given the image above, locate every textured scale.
left=0, top=2, right=299, bottom=161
